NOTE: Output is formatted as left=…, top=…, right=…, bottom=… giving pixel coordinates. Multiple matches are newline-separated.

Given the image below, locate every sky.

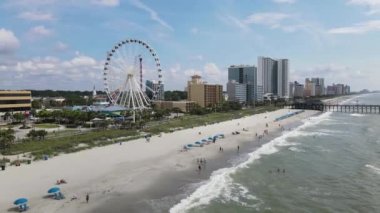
left=0, top=0, right=380, bottom=91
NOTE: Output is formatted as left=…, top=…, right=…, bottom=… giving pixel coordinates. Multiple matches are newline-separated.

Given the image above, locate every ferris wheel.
left=103, top=39, right=163, bottom=111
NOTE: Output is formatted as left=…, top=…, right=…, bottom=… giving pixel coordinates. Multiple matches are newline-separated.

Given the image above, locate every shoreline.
left=91, top=120, right=304, bottom=213
left=0, top=109, right=319, bottom=213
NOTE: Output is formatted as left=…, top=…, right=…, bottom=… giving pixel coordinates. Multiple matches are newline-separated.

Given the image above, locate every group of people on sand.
left=197, top=158, right=206, bottom=171
left=56, top=179, right=67, bottom=185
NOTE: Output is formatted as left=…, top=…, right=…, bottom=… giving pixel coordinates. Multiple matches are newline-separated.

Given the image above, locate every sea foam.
left=169, top=112, right=332, bottom=213
left=365, top=164, right=380, bottom=175
left=350, top=113, right=365, bottom=117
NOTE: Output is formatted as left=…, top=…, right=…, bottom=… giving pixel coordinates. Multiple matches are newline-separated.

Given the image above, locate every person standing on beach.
left=86, top=193, right=89, bottom=203
left=237, top=145, right=240, bottom=152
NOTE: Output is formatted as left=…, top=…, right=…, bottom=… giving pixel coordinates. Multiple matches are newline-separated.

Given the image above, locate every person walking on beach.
left=219, top=146, right=222, bottom=152
left=86, top=193, right=89, bottom=203
left=198, top=165, right=201, bottom=171
left=237, top=145, right=240, bottom=152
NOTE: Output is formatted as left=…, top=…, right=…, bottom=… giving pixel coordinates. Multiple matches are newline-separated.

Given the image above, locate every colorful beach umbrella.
left=48, top=187, right=60, bottom=194
left=13, top=198, right=28, bottom=205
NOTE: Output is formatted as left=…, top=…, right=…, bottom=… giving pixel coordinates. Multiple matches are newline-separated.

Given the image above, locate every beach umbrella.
left=48, top=187, right=60, bottom=194
left=13, top=198, right=28, bottom=205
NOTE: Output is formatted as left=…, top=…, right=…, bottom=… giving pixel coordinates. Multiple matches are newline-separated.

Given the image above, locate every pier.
left=285, top=103, right=380, bottom=114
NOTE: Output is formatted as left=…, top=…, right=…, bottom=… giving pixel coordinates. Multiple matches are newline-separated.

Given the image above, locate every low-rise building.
left=187, top=75, right=223, bottom=107
left=153, top=100, right=195, bottom=112
left=294, top=81, right=304, bottom=98
left=0, top=90, right=31, bottom=113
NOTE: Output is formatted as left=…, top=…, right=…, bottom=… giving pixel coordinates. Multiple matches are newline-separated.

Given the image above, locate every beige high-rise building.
left=187, top=75, right=223, bottom=107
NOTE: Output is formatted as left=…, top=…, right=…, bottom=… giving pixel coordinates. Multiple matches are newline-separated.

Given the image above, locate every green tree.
left=189, top=104, right=207, bottom=115
left=37, top=130, right=48, bottom=140
left=27, top=129, right=38, bottom=140
left=0, top=129, right=15, bottom=150
left=172, top=107, right=182, bottom=117
left=153, top=109, right=165, bottom=120
left=31, top=100, right=42, bottom=109
left=13, top=113, right=25, bottom=123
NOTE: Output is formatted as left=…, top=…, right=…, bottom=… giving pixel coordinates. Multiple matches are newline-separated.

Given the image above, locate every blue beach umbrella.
left=48, top=187, right=60, bottom=194
left=14, top=198, right=28, bottom=205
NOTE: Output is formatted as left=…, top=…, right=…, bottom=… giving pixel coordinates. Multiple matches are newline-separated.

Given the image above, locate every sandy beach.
left=0, top=109, right=319, bottom=213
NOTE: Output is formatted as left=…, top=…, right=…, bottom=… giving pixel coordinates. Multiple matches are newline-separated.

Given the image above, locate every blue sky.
left=0, top=0, right=380, bottom=91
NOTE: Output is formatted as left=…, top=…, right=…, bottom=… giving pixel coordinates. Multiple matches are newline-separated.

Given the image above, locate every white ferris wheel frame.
left=103, top=38, right=163, bottom=111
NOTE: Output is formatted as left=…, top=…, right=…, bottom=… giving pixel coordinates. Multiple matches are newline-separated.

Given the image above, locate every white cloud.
left=224, top=15, right=251, bottom=32
left=63, top=55, right=97, bottom=67
left=130, top=0, right=174, bottom=31
left=28, top=25, right=53, bottom=38
left=184, top=68, right=202, bottom=77
left=0, top=28, right=20, bottom=54
left=18, top=11, right=55, bottom=21
left=226, top=12, right=302, bottom=33
left=0, top=54, right=103, bottom=90
left=190, top=27, right=199, bottom=34
left=347, top=0, right=380, bottom=14
left=293, top=64, right=367, bottom=89
left=328, top=20, right=380, bottom=34
left=190, top=55, right=204, bottom=61
left=54, top=41, right=68, bottom=51
left=203, top=63, right=225, bottom=85
left=204, top=63, right=221, bottom=77
left=92, top=0, right=120, bottom=7
left=243, top=12, right=291, bottom=27
left=273, top=0, right=296, bottom=4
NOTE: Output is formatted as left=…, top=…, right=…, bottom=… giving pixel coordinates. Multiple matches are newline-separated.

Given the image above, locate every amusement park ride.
left=103, top=38, right=163, bottom=122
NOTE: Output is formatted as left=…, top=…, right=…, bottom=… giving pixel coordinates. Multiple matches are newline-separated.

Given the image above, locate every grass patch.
left=34, top=123, right=60, bottom=129
left=3, top=129, right=139, bottom=160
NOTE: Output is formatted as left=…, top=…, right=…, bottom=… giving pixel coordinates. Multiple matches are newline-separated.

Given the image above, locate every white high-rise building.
left=258, top=57, right=289, bottom=99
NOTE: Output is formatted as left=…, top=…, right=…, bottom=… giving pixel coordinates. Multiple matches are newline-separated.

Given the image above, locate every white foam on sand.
left=288, top=147, right=305, bottom=153
left=365, top=164, right=380, bottom=175
left=169, top=112, right=331, bottom=213
left=350, top=113, right=365, bottom=117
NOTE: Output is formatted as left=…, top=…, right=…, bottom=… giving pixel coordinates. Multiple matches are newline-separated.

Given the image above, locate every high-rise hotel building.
left=227, top=65, right=261, bottom=103
left=258, top=57, right=289, bottom=98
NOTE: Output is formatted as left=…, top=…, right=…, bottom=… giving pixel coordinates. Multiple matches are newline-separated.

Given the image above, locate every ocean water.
left=170, top=93, right=380, bottom=213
